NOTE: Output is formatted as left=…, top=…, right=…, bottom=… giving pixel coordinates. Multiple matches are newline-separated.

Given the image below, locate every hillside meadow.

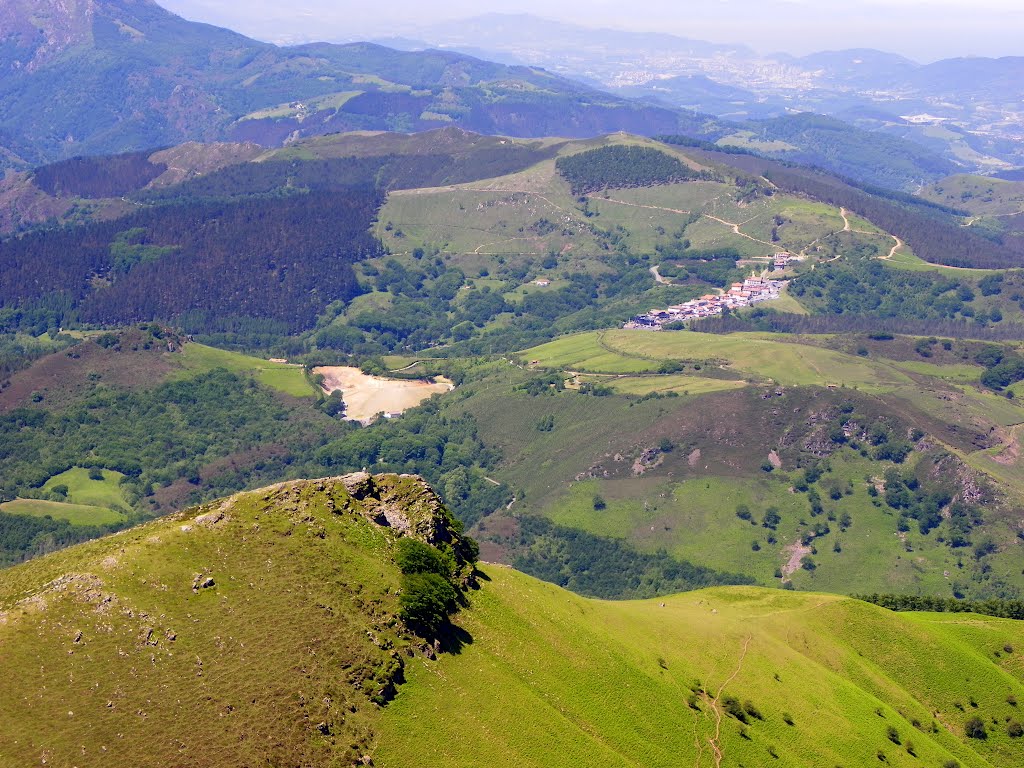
left=378, top=567, right=1024, bottom=768
left=1, top=476, right=1022, bottom=767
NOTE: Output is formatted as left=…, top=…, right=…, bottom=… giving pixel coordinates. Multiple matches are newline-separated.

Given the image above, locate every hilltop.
left=1, top=474, right=1023, bottom=766
left=0, top=472, right=478, bottom=766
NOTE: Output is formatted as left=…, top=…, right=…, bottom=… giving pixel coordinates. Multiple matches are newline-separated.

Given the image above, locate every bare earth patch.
left=781, top=541, right=813, bottom=580
left=313, top=366, right=453, bottom=424
left=993, top=425, right=1021, bottom=467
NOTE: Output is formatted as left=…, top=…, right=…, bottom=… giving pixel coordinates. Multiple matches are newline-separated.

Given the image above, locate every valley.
left=1, top=2, right=1024, bottom=764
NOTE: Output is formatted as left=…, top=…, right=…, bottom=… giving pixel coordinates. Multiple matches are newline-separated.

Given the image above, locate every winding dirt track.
left=706, top=635, right=753, bottom=768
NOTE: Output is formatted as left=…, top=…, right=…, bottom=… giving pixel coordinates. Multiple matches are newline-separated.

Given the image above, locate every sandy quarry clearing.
left=313, top=366, right=454, bottom=424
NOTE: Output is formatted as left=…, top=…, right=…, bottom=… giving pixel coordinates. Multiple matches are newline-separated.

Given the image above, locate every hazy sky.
left=160, top=0, right=1024, bottom=61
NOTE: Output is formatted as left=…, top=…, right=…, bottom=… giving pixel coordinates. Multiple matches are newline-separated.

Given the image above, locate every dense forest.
left=556, top=145, right=701, bottom=195
left=789, top=258, right=982, bottom=320
left=746, top=113, right=956, bottom=190
left=32, top=151, right=168, bottom=199
left=0, top=190, right=379, bottom=334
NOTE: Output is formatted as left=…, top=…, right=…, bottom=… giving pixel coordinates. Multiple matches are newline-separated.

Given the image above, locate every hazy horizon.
left=159, top=0, right=1023, bottom=62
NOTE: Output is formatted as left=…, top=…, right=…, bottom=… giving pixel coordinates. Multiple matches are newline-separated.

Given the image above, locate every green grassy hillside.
left=449, top=330, right=1024, bottom=600
left=0, top=472, right=474, bottom=767
left=2, top=476, right=1022, bottom=767
left=380, top=567, right=1024, bottom=768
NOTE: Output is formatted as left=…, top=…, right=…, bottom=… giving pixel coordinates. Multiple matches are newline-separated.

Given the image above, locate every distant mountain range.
left=397, top=14, right=1024, bottom=172
left=0, top=0, right=971, bottom=190
left=0, top=0, right=704, bottom=170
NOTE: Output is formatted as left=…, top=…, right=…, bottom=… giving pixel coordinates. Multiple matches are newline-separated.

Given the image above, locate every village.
left=624, top=251, right=798, bottom=330
left=625, top=274, right=789, bottom=329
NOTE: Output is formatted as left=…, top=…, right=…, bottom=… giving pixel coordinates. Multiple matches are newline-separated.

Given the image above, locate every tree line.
left=692, top=310, right=1024, bottom=342
left=858, top=593, right=1024, bottom=620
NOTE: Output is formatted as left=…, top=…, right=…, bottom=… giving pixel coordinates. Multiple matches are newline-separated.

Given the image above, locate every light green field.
left=42, top=468, right=127, bottom=509
left=376, top=154, right=605, bottom=267
left=526, top=330, right=913, bottom=391
left=737, top=197, right=844, bottom=252
left=176, top=344, right=314, bottom=396
left=379, top=566, right=1024, bottom=768
left=452, top=382, right=677, bottom=499
left=718, top=130, right=799, bottom=152
left=522, top=332, right=661, bottom=373
left=593, top=181, right=733, bottom=213
left=598, top=373, right=746, bottom=396
left=888, top=359, right=984, bottom=382
left=758, top=285, right=808, bottom=314
left=884, top=248, right=1001, bottom=277
left=0, top=498, right=125, bottom=526
left=949, top=385, right=1024, bottom=427
left=544, top=449, right=980, bottom=597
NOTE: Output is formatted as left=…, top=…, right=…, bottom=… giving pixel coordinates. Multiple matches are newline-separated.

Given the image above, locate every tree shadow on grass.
left=437, top=620, right=473, bottom=655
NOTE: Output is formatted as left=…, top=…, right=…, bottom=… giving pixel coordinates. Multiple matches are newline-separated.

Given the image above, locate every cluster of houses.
left=625, top=276, right=787, bottom=330
left=773, top=252, right=801, bottom=271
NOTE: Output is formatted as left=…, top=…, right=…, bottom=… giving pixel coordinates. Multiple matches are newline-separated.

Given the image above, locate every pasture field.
left=379, top=566, right=1024, bottom=768
left=596, top=373, right=746, bottom=397
left=526, top=330, right=914, bottom=391
left=921, top=174, right=1024, bottom=217
left=522, top=332, right=662, bottom=373
left=884, top=247, right=1000, bottom=277
left=0, top=498, right=125, bottom=526
left=175, top=344, right=314, bottom=396
left=4, top=476, right=1022, bottom=767
left=451, top=381, right=679, bottom=498
left=751, top=285, right=808, bottom=314
left=42, top=467, right=128, bottom=509
left=887, top=359, right=984, bottom=382
left=542, top=451, right=981, bottom=597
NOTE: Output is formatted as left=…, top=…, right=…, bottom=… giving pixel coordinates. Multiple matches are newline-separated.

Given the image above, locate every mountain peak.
left=0, top=0, right=181, bottom=71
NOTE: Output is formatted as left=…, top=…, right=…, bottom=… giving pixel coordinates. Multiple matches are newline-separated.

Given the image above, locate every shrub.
left=88, top=467, right=104, bottom=481
left=965, top=716, right=987, bottom=739
left=1008, top=721, right=1023, bottom=738
left=722, top=696, right=748, bottom=723
left=593, top=495, right=607, bottom=511
left=395, top=538, right=450, bottom=578
left=399, top=572, right=457, bottom=635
